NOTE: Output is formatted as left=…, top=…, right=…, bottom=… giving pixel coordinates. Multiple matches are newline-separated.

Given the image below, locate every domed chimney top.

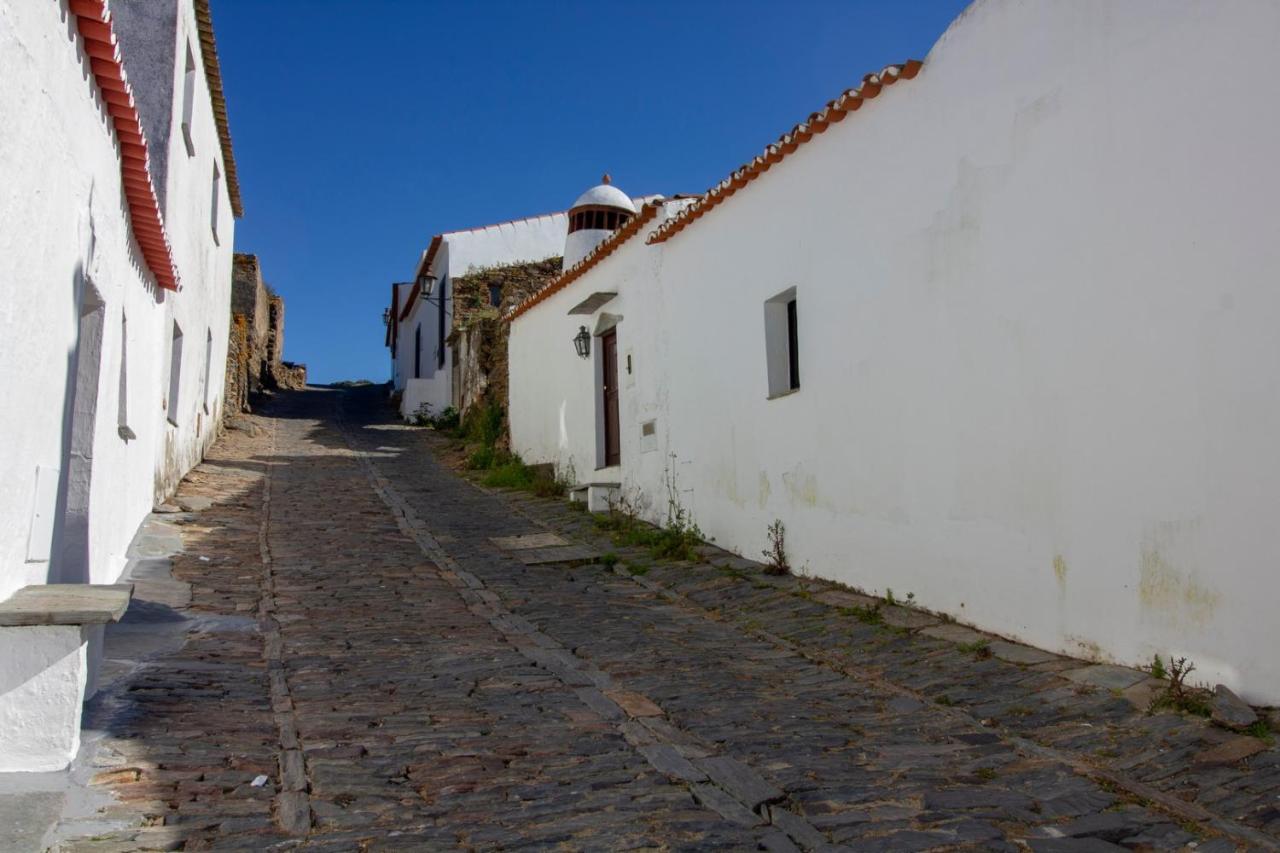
left=563, top=174, right=637, bottom=269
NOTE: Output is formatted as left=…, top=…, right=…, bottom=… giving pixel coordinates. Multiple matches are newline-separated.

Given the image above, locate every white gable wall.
left=509, top=0, right=1280, bottom=702
left=397, top=213, right=568, bottom=419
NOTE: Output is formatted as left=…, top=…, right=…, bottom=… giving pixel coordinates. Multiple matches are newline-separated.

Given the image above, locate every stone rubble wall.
left=448, top=257, right=560, bottom=427
left=225, top=255, right=306, bottom=421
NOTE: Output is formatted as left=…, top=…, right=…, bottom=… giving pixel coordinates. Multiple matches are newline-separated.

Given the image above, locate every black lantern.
left=573, top=325, right=591, bottom=359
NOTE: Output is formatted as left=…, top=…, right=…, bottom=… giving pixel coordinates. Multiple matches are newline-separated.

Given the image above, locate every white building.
left=0, top=0, right=240, bottom=769
left=509, top=0, right=1280, bottom=704
left=389, top=211, right=569, bottom=420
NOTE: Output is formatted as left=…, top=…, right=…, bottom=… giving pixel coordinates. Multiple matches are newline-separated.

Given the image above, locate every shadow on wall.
left=47, top=261, right=102, bottom=585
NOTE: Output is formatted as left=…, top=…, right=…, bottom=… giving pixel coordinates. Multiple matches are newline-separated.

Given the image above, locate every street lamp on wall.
left=417, top=272, right=438, bottom=300
left=573, top=326, right=591, bottom=359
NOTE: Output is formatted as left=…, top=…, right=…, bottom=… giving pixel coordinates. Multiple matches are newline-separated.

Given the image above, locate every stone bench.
left=569, top=481, right=621, bottom=513
left=0, top=583, right=132, bottom=772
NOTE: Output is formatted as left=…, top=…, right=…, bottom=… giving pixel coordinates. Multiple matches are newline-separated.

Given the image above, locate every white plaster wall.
left=511, top=0, right=1280, bottom=702
left=0, top=626, right=90, bottom=772
left=395, top=213, right=569, bottom=419
left=0, top=0, right=232, bottom=601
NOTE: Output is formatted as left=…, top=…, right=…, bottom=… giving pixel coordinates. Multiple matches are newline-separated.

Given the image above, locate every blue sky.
left=215, top=0, right=971, bottom=383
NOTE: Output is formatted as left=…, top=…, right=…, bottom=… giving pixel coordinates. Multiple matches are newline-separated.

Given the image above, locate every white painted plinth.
left=0, top=625, right=90, bottom=772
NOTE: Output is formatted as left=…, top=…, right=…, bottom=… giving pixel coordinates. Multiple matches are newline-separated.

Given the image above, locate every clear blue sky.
left=215, top=0, right=971, bottom=383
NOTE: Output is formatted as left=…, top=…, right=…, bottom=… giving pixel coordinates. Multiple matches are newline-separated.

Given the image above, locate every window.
left=117, top=311, right=134, bottom=440
left=414, top=324, right=421, bottom=378
left=489, top=283, right=502, bottom=307
left=202, top=328, right=213, bottom=413
left=167, top=321, right=184, bottom=425
left=210, top=162, right=221, bottom=244
left=763, top=287, right=799, bottom=398
left=181, top=43, right=196, bottom=156
left=436, top=276, right=447, bottom=369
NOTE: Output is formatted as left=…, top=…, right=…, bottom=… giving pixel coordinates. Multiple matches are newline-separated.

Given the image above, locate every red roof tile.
left=507, top=201, right=663, bottom=322
left=647, top=61, right=922, bottom=246
left=71, top=0, right=179, bottom=290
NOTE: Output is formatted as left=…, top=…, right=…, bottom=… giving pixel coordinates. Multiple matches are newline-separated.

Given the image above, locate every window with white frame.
left=181, top=42, right=196, bottom=156
left=167, top=321, right=184, bottom=425
left=763, top=287, right=799, bottom=398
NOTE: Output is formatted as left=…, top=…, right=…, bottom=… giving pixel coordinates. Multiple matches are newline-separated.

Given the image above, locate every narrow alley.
left=31, top=387, right=1274, bottom=851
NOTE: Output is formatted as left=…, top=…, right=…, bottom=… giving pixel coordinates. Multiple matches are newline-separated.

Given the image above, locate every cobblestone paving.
left=55, top=386, right=1278, bottom=851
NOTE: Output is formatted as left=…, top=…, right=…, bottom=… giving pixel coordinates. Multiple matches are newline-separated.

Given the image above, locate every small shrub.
left=974, top=767, right=998, bottom=782
left=431, top=406, right=460, bottom=431
left=599, top=552, right=619, bottom=568
left=959, top=639, right=992, bottom=659
left=1149, top=654, right=1168, bottom=681
left=468, top=446, right=499, bottom=470
left=761, top=519, right=790, bottom=576
left=1148, top=656, right=1212, bottom=717
left=482, top=459, right=537, bottom=489
left=410, top=402, right=433, bottom=426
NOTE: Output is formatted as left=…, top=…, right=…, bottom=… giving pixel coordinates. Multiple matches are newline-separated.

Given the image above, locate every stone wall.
left=448, top=258, right=560, bottom=422
left=224, top=254, right=306, bottom=420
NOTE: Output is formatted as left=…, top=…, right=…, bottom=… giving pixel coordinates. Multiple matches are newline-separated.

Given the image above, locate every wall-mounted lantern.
left=418, top=272, right=438, bottom=300
left=573, top=325, right=591, bottom=359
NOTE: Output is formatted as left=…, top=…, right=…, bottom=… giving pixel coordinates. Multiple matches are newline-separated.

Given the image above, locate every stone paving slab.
left=513, top=544, right=599, bottom=565
left=0, top=583, right=133, bottom=626
left=36, top=387, right=1280, bottom=851
left=490, top=532, right=570, bottom=550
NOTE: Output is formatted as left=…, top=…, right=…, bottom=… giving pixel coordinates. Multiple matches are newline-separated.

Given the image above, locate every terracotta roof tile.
left=70, top=0, right=179, bottom=290
left=194, top=0, right=242, bottom=216
left=507, top=201, right=663, bottom=322
left=647, top=61, right=921, bottom=246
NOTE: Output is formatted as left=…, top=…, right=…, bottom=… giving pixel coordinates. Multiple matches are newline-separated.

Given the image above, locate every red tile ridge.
left=71, top=0, right=179, bottom=291
left=647, top=61, right=922, bottom=246
left=506, top=201, right=665, bottom=323
left=193, top=0, right=242, bottom=216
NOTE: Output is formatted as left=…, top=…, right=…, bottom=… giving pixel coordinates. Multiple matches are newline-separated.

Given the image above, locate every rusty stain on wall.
left=1053, top=554, right=1068, bottom=593
left=1138, top=519, right=1219, bottom=625
left=782, top=464, right=818, bottom=507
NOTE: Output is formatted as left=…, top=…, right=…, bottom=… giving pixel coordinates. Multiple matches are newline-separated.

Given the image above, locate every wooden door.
left=601, top=329, right=621, bottom=467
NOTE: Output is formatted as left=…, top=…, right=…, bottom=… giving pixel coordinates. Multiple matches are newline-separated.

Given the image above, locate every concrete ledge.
left=0, top=584, right=133, bottom=627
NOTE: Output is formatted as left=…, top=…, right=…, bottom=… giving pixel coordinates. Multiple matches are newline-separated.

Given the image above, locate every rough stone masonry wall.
left=224, top=254, right=306, bottom=422
left=449, top=257, right=561, bottom=421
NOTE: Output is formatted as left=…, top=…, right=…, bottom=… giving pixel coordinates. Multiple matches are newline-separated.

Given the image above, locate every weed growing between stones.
left=839, top=604, right=884, bottom=626
left=959, top=639, right=992, bottom=659
left=593, top=475, right=706, bottom=563
left=762, top=519, right=790, bottom=576
left=1147, top=656, right=1213, bottom=717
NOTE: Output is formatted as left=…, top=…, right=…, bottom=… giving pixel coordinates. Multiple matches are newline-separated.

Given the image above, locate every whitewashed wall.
left=395, top=212, right=568, bottom=419
left=510, top=0, right=1280, bottom=703
left=0, top=0, right=233, bottom=602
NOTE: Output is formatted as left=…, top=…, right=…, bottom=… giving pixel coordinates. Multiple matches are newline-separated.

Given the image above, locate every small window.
left=210, top=162, right=221, bottom=244
left=167, top=321, right=184, bottom=425
left=202, top=328, right=213, bottom=414
left=763, top=287, right=799, bottom=398
left=181, top=43, right=196, bottom=156
left=414, top=324, right=422, bottom=378
left=489, top=283, right=502, bottom=307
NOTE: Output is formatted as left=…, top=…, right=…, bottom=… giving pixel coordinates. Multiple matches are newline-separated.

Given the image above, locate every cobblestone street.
left=47, top=387, right=1278, bottom=851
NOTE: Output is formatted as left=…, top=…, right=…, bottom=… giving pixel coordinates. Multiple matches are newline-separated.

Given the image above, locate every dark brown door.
left=601, top=329, right=621, bottom=467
